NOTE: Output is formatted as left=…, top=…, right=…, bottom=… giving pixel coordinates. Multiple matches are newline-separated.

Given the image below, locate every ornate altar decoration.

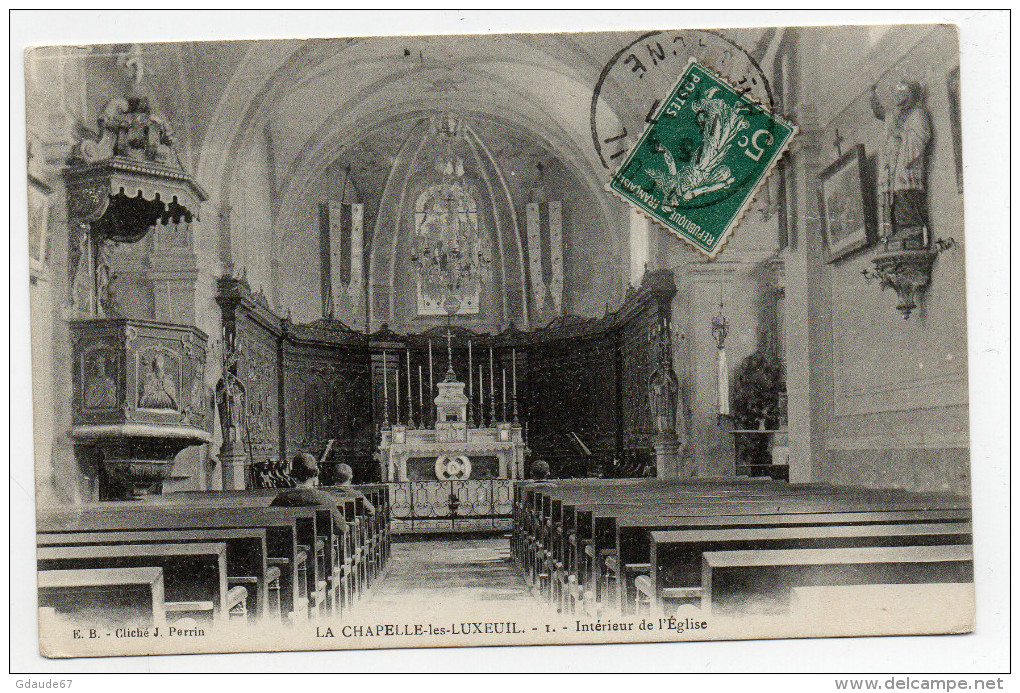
left=64, top=47, right=209, bottom=498
left=861, top=79, right=955, bottom=319
left=71, top=319, right=212, bottom=498
left=378, top=332, right=525, bottom=485
left=410, top=119, right=491, bottom=316
left=382, top=196, right=520, bottom=529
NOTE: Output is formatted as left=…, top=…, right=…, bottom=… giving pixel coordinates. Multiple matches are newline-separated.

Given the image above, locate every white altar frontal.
left=379, top=376, right=526, bottom=534
left=379, top=379, right=526, bottom=483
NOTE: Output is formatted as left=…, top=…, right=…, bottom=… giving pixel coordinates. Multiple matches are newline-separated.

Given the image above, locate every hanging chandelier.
left=409, top=120, right=491, bottom=317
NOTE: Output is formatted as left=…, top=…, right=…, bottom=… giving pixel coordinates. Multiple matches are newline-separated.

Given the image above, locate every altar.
left=378, top=369, right=526, bottom=533
left=380, top=423, right=525, bottom=483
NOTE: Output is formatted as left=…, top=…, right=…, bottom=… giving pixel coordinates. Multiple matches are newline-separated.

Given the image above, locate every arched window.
left=411, top=176, right=488, bottom=316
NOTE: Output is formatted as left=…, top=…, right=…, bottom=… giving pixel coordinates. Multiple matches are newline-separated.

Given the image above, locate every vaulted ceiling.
left=185, top=28, right=776, bottom=222
left=113, top=28, right=781, bottom=320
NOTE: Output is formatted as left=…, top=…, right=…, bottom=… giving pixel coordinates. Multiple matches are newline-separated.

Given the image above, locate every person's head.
left=290, top=452, right=319, bottom=486
left=894, top=80, right=922, bottom=109
left=531, top=460, right=550, bottom=480
left=335, top=463, right=354, bottom=485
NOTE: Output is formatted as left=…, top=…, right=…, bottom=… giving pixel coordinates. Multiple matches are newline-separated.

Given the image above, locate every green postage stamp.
left=609, top=59, right=796, bottom=258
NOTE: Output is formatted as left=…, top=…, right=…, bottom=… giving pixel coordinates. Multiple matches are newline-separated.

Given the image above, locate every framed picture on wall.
left=947, top=65, right=964, bottom=194
left=27, top=173, right=51, bottom=278
left=818, top=143, right=876, bottom=263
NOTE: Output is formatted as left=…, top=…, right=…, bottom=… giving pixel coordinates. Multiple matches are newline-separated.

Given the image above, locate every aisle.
left=346, top=535, right=549, bottom=621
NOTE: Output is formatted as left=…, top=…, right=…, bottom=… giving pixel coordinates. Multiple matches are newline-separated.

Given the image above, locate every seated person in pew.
left=332, top=463, right=375, bottom=515
left=530, top=460, right=551, bottom=480
left=270, top=453, right=349, bottom=528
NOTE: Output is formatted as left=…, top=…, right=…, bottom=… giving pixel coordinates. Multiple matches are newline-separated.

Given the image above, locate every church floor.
left=343, top=535, right=549, bottom=622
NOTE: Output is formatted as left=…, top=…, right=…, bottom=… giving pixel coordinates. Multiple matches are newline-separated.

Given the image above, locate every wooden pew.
left=37, top=542, right=246, bottom=622
left=154, top=491, right=350, bottom=615
left=645, top=522, right=972, bottom=614
left=167, top=485, right=387, bottom=612
left=587, top=499, right=969, bottom=612
left=38, top=506, right=314, bottom=622
left=513, top=479, right=970, bottom=616
left=38, top=567, right=167, bottom=628
left=37, top=528, right=277, bottom=621
left=623, top=510, right=971, bottom=613
left=701, top=544, right=974, bottom=614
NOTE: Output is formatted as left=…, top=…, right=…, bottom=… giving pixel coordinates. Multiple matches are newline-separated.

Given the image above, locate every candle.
left=428, top=340, right=434, bottom=401
left=406, top=349, right=412, bottom=426
left=468, top=340, right=473, bottom=403
left=502, top=367, right=507, bottom=422
left=478, top=363, right=484, bottom=425
left=418, top=364, right=424, bottom=420
left=382, top=350, right=389, bottom=425
left=394, top=353, right=400, bottom=424
left=717, top=347, right=730, bottom=416
left=512, top=348, right=517, bottom=397
left=489, top=346, right=495, bottom=419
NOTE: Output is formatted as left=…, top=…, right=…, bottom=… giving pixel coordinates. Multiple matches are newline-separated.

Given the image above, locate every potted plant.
left=731, top=352, right=786, bottom=473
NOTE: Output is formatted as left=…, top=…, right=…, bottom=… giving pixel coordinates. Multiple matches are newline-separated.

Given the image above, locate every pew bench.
left=37, top=528, right=278, bottom=621
left=38, top=506, right=313, bottom=623
left=701, top=544, right=974, bottom=614
left=617, top=511, right=972, bottom=614
left=37, top=542, right=246, bottom=622
left=38, top=567, right=167, bottom=628
left=166, top=487, right=386, bottom=613
left=643, top=522, right=972, bottom=615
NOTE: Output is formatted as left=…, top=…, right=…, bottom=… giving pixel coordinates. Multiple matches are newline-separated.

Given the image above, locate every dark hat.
left=531, top=459, right=551, bottom=479
left=291, top=452, right=319, bottom=482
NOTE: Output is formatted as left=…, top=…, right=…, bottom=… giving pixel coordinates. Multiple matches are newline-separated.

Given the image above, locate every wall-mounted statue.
left=870, top=79, right=932, bottom=249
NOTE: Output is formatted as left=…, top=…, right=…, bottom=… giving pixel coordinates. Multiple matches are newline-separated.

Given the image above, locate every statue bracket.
left=862, top=239, right=956, bottom=319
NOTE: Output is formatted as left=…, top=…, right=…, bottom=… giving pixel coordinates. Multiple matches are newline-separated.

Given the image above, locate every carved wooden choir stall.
left=211, top=270, right=682, bottom=532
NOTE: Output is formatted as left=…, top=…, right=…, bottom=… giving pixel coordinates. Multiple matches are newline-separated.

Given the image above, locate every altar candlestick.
left=418, top=365, right=424, bottom=421
left=512, top=349, right=517, bottom=397
left=394, top=354, right=400, bottom=425
left=478, top=363, right=485, bottom=426
left=489, top=346, right=495, bottom=423
left=512, top=348, right=520, bottom=425
left=445, top=328, right=455, bottom=381
left=406, top=350, right=413, bottom=427
left=468, top=340, right=474, bottom=427
left=382, top=350, right=389, bottom=427
left=428, top=340, right=434, bottom=425
left=502, top=367, right=507, bottom=422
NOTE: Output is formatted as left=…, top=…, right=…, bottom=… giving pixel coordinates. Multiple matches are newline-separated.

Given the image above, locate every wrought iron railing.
left=388, top=479, right=513, bottom=533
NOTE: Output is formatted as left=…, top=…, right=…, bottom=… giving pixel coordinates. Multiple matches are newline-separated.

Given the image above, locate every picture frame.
left=819, top=143, right=876, bottom=263
left=947, top=65, right=964, bottom=194
left=27, top=172, right=51, bottom=278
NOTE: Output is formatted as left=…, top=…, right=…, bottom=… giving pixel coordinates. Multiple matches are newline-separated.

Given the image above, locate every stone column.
left=629, top=207, right=651, bottom=286
left=220, top=450, right=249, bottom=490
left=654, top=434, right=682, bottom=479
left=783, top=100, right=831, bottom=483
